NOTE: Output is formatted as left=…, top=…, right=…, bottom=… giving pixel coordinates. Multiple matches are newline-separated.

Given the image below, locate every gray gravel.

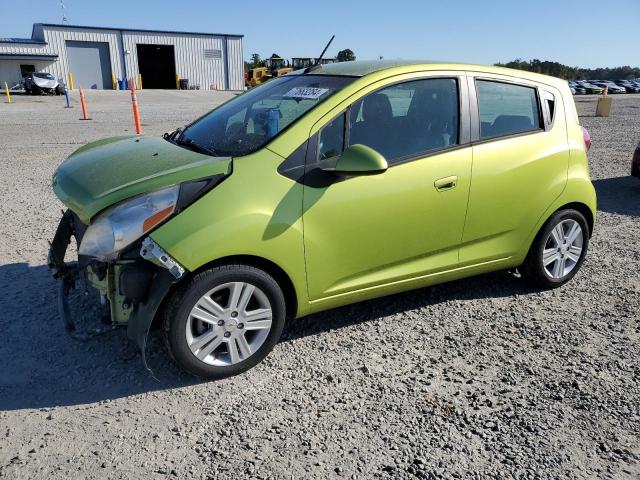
left=0, top=90, right=639, bottom=480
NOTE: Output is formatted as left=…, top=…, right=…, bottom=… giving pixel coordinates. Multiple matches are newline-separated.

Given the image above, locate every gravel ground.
left=0, top=90, right=638, bottom=480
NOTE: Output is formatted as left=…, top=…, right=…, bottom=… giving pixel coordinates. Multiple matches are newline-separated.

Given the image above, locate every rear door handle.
left=434, top=175, right=458, bottom=192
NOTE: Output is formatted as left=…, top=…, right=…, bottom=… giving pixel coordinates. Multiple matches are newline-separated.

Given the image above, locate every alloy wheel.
left=185, top=282, right=273, bottom=366
left=542, top=219, right=584, bottom=279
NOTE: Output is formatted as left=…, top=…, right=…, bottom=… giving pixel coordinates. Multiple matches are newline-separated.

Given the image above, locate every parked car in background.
left=615, top=80, right=640, bottom=93
left=48, top=61, right=597, bottom=380
left=632, top=142, right=640, bottom=178
left=592, top=81, right=625, bottom=94
left=576, top=81, right=603, bottom=94
left=569, top=81, right=586, bottom=95
left=24, top=72, right=65, bottom=95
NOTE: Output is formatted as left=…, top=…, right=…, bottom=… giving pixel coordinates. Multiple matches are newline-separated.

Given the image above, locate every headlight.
left=79, top=185, right=179, bottom=261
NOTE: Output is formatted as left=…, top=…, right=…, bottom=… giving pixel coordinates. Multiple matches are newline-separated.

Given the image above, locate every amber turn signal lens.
left=143, top=205, right=175, bottom=233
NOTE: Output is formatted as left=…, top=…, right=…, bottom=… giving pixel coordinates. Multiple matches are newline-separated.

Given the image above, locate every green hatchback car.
left=49, top=60, right=596, bottom=379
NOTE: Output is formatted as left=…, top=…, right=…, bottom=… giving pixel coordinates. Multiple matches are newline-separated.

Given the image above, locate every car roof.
left=304, top=59, right=567, bottom=88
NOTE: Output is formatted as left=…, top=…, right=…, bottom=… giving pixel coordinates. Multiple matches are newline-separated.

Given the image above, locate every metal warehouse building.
left=0, top=23, right=244, bottom=90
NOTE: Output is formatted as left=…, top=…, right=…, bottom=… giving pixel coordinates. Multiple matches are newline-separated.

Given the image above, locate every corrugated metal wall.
left=0, top=37, right=59, bottom=84
left=123, top=31, right=232, bottom=90
left=42, top=26, right=122, bottom=85
left=0, top=25, right=244, bottom=90
left=0, top=42, right=54, bottom=55
left=225, top=37, right=244, bottom=91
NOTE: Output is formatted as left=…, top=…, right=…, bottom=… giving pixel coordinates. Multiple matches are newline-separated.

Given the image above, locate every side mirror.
left=324, top=144, right=388, bottom=176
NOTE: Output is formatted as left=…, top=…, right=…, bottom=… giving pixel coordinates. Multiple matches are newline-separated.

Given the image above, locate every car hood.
left=33, top=77, right=57, bottom=88
left=53, top=135, right=232, bottom=224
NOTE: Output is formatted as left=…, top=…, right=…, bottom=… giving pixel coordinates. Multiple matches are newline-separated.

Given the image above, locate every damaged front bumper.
left=48, top=210, right=183, bottom=373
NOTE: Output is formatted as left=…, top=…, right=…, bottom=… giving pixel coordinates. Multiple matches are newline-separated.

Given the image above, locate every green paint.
left=52, top=61, right=596, bottom=321
left=53, top=135, right=231, bottom=223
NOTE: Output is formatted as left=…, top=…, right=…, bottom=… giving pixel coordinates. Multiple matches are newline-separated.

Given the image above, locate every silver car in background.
left=24, top=72, right=65, bottom=95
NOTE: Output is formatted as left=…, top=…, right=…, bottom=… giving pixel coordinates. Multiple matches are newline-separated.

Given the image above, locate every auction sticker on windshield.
left=283, top=87, right=329, bottom=99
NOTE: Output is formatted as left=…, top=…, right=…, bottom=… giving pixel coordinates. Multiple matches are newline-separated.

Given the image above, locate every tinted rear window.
left=476, top=80, right=541, bottom=139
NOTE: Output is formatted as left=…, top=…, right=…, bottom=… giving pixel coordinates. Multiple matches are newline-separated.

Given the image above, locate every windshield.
left=34, top=73, right=55, bottom=80
left=177, top=75, right=355, bottom=157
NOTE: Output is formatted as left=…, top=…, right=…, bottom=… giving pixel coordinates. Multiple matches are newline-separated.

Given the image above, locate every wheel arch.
left=152, top=254, right=300, bottom=333
left=553, top=201, right=594, bottom=237
left=519, top=199, right=595, bottom=267
left=199, top=255, right=299, bottom=319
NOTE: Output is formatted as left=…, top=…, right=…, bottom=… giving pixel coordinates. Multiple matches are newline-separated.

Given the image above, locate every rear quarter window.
left=476, top=80, right=541, bottom=139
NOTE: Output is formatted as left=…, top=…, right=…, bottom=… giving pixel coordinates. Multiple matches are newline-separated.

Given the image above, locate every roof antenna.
left=59, top=0, right=68, bottom=24
left=306, top=35, right=335, bottom=73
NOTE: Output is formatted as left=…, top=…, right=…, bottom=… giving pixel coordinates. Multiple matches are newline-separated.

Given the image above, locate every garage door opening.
left=136, top=44, right=176, bottom=89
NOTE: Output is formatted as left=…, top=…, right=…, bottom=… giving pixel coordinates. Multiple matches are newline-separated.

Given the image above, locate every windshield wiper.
left=163, top=127, right=183, bottom=144
left=175, top=137, right=217, bottom=156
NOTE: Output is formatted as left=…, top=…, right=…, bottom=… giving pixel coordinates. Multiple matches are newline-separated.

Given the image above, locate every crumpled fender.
left=126, top=269, right=177, bottom=378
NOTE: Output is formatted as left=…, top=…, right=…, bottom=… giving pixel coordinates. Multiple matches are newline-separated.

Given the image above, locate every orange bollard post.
left=130, top=81, right=142, bottom=135
left=79, top=87, right=91, bottom=120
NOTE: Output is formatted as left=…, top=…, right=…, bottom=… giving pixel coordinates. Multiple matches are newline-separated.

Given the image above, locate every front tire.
left=162, top=264, right=286, bottom=380
left=520, top=209, right=589, bottom=288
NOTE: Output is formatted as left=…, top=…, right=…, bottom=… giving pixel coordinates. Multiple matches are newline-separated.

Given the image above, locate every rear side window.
left=476, top=80, right=541, bottom=139
left=540, top=90, right=556, bottom=127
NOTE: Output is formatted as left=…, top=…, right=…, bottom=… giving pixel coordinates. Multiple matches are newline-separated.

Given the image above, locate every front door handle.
left=434, top=175, right=458, bottom=192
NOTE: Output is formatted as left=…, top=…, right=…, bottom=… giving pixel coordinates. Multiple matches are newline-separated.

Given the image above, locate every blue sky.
left=1, top=0, right=638, bottom=68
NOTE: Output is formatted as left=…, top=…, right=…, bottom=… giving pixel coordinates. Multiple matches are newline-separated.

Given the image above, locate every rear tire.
left=162, top=264, right=286, bottom=380
left=520, top=209, right=589, bottom=288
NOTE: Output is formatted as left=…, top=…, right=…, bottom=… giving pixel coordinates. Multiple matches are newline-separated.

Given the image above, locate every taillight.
left=581, top=126, right=591, bottom=152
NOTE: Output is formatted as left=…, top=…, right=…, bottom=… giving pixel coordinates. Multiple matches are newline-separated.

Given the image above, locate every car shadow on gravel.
left=592, top=176, right=640, bottom=217
left=0, top=261, right=540, bottom=411
left=282, top=270, right=539, bottom=342
left=0, top=263, right=197, bottom=411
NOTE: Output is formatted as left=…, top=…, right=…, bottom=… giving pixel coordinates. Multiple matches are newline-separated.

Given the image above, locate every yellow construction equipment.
left=245, top=37, right=336, bottom=88
left=245, top=56, right=293, bottom=88
left=291, top=57, right=314, bottom=70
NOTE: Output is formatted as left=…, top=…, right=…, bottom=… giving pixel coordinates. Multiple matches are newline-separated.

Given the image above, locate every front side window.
left=348, top=78, right=459, bottom=164
left=177, top=75, right=354, bottom=157
left=476, top=80, right=541, bottom=139
left=318, top=112, right=345, bottom=160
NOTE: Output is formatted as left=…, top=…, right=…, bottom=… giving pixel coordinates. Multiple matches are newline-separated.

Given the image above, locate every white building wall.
left=0, top=59, right=56, bottom=85
left=41, top=26, right=122, bottom=85
left=225, top=36, right=244, bottom=91
left=122, top=31, right=237, bottom=90
left=0, top=24, right=244, bottom=90
left=0, top=43, right=51, bottom=55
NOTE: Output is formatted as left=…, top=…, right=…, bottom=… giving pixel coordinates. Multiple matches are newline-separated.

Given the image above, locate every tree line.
left=244, top=52, right=638, bottom=80
left=495, top=59, right=640, bottom=80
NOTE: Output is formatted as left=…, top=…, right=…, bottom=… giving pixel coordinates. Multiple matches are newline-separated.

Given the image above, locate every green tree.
left=495, top=58, right=640, bottom=80
left=337, top=49, right=356, bottom=62
left=245, top=53, right=264, bottom=72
